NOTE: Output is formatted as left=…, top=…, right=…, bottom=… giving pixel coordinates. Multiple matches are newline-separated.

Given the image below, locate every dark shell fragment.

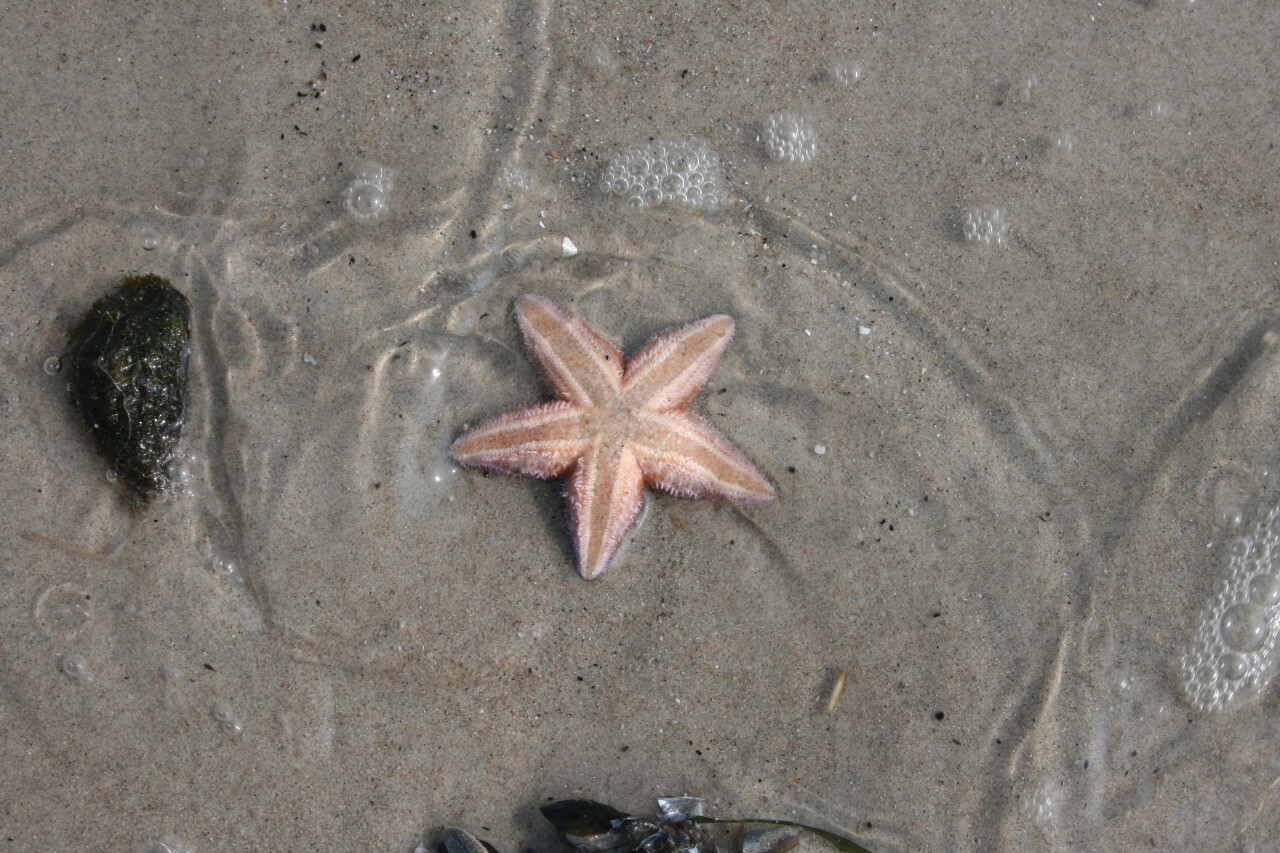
left=541, top=799, right=709, bottom=853
left=441, top=797, right=870, bottom=853
left=67, top=274, right=191, bottom=506
left=541, top=799, right=634, bottom=853
left=439, top=827, right=502, bottom=853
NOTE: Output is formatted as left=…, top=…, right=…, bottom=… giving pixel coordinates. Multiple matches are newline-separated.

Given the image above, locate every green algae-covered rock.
left=67, top=274, right=191, bottom=506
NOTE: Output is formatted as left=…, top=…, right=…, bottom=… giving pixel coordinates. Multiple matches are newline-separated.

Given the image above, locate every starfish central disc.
left=451, top=294, right=777, bottom=579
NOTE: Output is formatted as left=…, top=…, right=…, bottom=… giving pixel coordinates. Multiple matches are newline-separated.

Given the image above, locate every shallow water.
left=2, top=1, right=1278, bottom=850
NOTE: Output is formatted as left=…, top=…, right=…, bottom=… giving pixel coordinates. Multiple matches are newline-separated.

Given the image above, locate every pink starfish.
left=451, top=294, right=777, bottom=579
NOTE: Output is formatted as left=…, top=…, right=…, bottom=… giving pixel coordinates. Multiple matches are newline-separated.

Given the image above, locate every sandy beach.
left=1, top=2, right=1278, bottom=850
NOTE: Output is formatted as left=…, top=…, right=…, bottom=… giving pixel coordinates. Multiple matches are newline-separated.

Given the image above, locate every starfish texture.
left=451, top=294, right=777, bottom=579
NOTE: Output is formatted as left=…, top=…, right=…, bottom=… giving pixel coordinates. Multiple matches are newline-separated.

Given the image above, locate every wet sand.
left=1, top=2, right=1278, bottom=850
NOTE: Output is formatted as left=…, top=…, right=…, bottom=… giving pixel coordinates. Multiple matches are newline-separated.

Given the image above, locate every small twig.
left=25, top=531, right=109, bottom=562
left=825, top=668, right=850, bottom=714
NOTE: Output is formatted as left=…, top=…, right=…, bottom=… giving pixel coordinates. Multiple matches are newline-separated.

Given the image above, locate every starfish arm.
left=621, top=314, right=736, bottom=411
left=516, top=294, right=624, bottom=407
left=564, top=441, right=645, bottom=579
left=633, top=410, right=778, bottom=504
left=451, top=400, right=588, bottom=478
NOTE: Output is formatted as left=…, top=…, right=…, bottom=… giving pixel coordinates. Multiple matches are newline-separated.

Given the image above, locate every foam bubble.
left=58, top=653, right=93, bottom=684
left=1052, top=131, right=1077, bottom=155
left=35, top=583, right=93, bottom=638
left=962, top=206, right=1011, bottom=247
left=1222, top=652, right=1248, bottom=680
left=1021, top=776, right=1058, bottom=829
left=1249, top=573, right=1280, bottom=606
left=136, top=836, right=195, bottom=853
left=345, top=184, right=386, bottom=219
left=1017, top=73, right=1039, bottom=104
left=829, top=61, right=864, bottom=86
left=165, top=452, right=195, bottom=494
left=211, top=701, right=243, bottom=735
left=589, top=45, right=620, bottom=75
left=762, top=112, right=818, bottom=164
left=497, top=165, right=533, bottom=193
left=1179, top=503, right=1280, bottom=713
left=343, top=162, right=393, bottom=221
left=1220, top=602, right=1268, bottom=652
left=600, top=139, right=726, bottom=210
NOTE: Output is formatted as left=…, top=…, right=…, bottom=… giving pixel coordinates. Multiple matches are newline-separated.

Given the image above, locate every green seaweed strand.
left=691, top=816, right=875, bottom=853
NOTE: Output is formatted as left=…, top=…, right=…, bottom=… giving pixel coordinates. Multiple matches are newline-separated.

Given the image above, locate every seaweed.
left=66, top=274, right=190, bottom=507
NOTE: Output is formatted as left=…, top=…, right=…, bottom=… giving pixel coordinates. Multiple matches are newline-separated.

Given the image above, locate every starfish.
left=451, top=294, right=777, bottom=579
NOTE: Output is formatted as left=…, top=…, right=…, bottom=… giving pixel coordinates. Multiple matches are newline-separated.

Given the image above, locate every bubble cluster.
left=343, top=162, right=393, bottom=221
left=164, top=451, right=197, bottom=498
left=762, top=112, right=818, bottom=164
left=589, top=45, right=620, bottom=75
left=600, top=139, right=726, bottom=210
left=1179, top=503, right=1280, bottom=713
left=962, top=206, right=1011, bottom=246
left=497, top=165, right=533, bottom=193
left=1021, top=777, right=1058, bottom=828
left=165, top=456, right=191, bottom=486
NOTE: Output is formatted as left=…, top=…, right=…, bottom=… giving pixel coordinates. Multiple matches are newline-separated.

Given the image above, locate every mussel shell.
left=540, top=800, right=637, bottom=853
